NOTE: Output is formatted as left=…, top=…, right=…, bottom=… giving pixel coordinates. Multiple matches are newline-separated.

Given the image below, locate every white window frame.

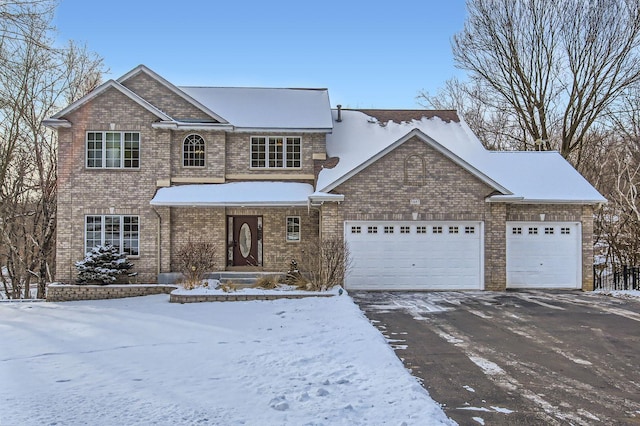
left=286, top=216, right=301, bottom=242
left=250, top=136, right=301, bottom=169
left=183, top=134, right=205, bottom=168
left=86, top=131, right=140, bottom=169
left=85, top=215, right=140, bottom=256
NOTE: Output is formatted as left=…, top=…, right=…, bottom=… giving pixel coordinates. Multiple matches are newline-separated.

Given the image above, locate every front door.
left=229, top=216, right=262, bottom=266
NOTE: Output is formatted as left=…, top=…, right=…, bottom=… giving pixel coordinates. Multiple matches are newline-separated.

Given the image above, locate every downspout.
left=152, top=206, right=162, bottom=277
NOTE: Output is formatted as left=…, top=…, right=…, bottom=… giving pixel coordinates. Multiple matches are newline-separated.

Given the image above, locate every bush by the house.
left=75, top=245, right=134, bottom=285
left=288, top=238, right=352, bottom=291
left=175, top=240, right=216, bottom=289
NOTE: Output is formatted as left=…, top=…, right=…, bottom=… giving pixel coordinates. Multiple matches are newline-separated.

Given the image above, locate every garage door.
left=344, top=221, right=483, bottom=290
left=506, top=222, right=581, bottom=289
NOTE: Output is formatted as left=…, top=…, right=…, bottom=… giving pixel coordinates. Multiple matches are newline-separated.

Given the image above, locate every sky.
left=53, top=0, right=468, bottom=109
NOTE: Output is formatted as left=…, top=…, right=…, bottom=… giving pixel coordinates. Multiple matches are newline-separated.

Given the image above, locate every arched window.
left=183, top=134, right=205, bottom=167
left=404, top=154, right=426, bottom=186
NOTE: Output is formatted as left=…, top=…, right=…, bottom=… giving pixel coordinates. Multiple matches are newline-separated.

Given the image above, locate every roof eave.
left=42, top=118, right=72, bottom=129
left=486, top=196, right=607, bottom=205
left=151, top=121, right=235, bottom=131
left=232, top=127, right=333, bottom=134
left=150, top=200, right=309, bottom=207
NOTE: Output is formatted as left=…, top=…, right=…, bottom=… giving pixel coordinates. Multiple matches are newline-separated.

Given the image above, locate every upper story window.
left=183, top=134, right=205, bottom=167
left=87, top=131, right=139, bottom=169
left=251, top=136, right=301, bottom=168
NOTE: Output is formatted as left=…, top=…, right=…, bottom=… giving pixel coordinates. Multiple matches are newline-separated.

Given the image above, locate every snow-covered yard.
left=0, top=292, right=453, bottom=426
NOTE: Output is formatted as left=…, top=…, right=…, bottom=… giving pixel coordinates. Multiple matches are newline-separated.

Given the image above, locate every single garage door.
left=506, top=222, right=581, bottom=289
left=344, top=221, right=483, bottom=290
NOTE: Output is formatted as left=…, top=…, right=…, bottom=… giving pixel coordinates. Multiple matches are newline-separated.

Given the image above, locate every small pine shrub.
left=75, top=245, right=133, bottom=285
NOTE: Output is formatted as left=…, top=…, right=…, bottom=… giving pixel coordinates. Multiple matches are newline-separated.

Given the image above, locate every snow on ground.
left=594, top=289, right=640, bottom=300
left=0, top=293, right=454, bottom=426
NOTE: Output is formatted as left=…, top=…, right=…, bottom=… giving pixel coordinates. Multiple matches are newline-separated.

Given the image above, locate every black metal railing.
left=594, top=264, right=640, bottom=290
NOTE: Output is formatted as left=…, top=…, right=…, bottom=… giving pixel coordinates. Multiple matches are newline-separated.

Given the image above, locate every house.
left=44, top=65, right=606, bottom=291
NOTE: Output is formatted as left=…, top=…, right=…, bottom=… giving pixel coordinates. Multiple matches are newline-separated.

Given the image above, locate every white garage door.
left=506, top=222, right=581, bottom=289
left=344, top=221, right=483, bottom=290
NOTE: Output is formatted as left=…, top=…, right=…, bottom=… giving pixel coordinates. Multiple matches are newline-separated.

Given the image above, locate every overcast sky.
left=54, top=0, right=467, bottom=109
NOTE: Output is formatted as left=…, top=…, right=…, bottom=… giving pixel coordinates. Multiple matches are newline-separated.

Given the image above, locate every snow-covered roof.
left=482, top=152, right=606, bottom=203
left=318, top=110, right=606, bottom=204
left=150, top=182, right=314, bottom=207
left=178, top=86, right=333, bottom=131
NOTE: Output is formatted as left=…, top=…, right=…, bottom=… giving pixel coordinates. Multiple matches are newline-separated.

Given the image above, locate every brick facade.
left=51, top=67, right=598, bottom=291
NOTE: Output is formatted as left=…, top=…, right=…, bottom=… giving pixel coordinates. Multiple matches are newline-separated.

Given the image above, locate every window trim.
left=182, top=134, right=206, bottom=168
left=86, top=131, right=140, bottom=169
left=286, top=216, right=301, bottom=242
left=250, top=136, right=302, bottom=169
left=85, top=214, right=140, bottom=257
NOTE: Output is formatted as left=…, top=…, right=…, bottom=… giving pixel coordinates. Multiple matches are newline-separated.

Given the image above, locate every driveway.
left=352, top=290, right=640, bottom=425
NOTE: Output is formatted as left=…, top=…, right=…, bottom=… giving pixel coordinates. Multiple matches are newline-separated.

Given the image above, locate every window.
left=384, top=226, right=394, bottom=234
left=87, top=131, right=139, bottom=169
left=561, top=227, right=571, bottom=235
left=528, top=227, right=538, bottom=235
left=85, top=215, right=139, bottom=256
left=449, top=226, right=459, bottom=234
left=286, top=216, right=300, bottom=242
left=465, top=226, right=475, bottom=234
left=251, top=136, right=301, bottom=168
left=351, top=226, right=361, bottom=234
left=433, top=226, right=443, bottom=234
left=183, top=134, right=205, bottom=167
left=416, top=226, right=427, bottom=234
left=512, top=227, right=522, bottom=235
left=544, top=227, right=554, bottom=235
left=367, top=226, right=378, bottom=234
left=400, top=226, right=410, bottom=234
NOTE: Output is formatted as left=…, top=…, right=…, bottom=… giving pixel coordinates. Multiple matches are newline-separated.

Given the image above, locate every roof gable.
left=317, top=110, right=507, bottom=193
left=321, top=126, right=510, bottom=194
left=317, top=109, right=605, bottom=204
left=50, top=80, right=172, bottom=121
left=117, top=65, right=228, bottom=123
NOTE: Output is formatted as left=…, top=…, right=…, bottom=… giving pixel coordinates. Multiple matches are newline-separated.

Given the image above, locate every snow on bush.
left=75, top=245, right=133, bottom=285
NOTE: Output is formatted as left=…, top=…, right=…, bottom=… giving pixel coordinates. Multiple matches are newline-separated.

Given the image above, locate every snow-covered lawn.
left=0, top=293, right=453, bottom=426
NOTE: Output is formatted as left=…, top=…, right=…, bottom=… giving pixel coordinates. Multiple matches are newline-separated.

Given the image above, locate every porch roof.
left=150, top=182, right=314, bottom=207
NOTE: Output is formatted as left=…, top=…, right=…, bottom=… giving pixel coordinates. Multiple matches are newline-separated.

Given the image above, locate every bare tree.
left=0, top=0, right=104, bottom=298
left=422, top=0, right=640, bottom=165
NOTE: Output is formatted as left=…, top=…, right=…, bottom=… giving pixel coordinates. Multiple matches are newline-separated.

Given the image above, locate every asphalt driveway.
left=352, top=290, right=640, bottom=425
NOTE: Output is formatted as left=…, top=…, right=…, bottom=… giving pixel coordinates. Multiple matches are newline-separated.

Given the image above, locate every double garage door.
left=344, top=220, right=582, bottom=290
left=345, top=221, right=483, bottom=290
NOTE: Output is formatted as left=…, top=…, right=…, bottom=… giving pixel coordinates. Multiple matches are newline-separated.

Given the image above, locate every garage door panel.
left=506, top=222, right=580, bottom=289
left=345, top=221, right=483, bottom=290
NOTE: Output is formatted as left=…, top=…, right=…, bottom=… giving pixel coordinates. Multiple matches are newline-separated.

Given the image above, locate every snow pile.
left=593, top=289, right=640, bottom=300
left=0, top=294, right=454, bottom=425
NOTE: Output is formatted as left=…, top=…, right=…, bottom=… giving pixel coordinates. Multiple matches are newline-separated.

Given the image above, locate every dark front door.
left=230, top=216, right=261, bottom=266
